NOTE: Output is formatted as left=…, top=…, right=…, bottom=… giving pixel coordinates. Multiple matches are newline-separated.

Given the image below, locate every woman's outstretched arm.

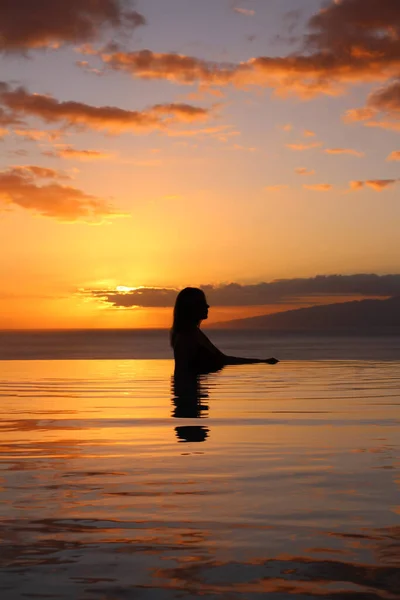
left=197, top=330, right=279, bottom=366
left=222, top=355, right=279, bottom=365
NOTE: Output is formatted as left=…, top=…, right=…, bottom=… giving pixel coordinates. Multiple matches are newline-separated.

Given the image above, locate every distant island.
left=209, top=296, right=400, bottom=333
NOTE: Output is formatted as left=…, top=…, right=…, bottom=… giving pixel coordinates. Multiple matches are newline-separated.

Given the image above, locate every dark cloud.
left=97, top=0, right=400, bottom=100
left=85, top=275, right=400, bottom=308
left=0, top=106, right=22, bottom=127
left=100, top=49, right=238, bottom=85
left=344, top=78, right=400, bottom=129
left=369, top=79, right=400, bottom=115
left=150, top=103, right=210, bottom=122
left=0, top=0, right=145, bottom=53
left=305, top=0, right=400, bottom=56
left=0, top=82, right=211, bottom=133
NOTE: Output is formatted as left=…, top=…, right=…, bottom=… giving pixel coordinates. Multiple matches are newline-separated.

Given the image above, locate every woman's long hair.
left=170, top=287, right=206, bottom=347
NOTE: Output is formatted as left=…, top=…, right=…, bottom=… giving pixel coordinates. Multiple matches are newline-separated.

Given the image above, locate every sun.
left=116, top=286, right=138, bottom=293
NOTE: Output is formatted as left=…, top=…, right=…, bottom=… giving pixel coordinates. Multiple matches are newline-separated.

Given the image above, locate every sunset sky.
left=1, top=0, right=399, bottom=328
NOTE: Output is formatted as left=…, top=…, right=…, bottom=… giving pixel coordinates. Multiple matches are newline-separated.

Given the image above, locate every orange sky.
left=1, top=0, right=399, bottom=328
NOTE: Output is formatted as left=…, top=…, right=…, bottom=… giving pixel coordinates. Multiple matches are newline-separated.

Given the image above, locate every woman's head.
left=171, top=287, right=209, bottom=345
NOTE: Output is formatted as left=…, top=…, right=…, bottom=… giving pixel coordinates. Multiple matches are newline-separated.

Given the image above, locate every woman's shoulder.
left=172, top=330, right=199, bottom=348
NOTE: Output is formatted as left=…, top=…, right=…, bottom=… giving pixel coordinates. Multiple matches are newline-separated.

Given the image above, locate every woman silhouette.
left=171, top=287, right=279, bottom=375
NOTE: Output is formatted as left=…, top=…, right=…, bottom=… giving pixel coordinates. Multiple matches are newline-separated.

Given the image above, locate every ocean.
left=1, top=329, right=400, bottom=360
left=0, top=331, right=399, bottom=598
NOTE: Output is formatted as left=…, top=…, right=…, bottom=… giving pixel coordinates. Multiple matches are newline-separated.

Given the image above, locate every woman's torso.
left=173, top=329, right=224, bottom=374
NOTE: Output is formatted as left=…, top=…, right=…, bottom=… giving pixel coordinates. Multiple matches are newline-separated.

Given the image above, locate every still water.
left=0, top=359, right=399, bottom=598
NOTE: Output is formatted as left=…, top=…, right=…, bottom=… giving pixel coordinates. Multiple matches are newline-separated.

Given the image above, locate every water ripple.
left=0, top=359, right=399, bottom=599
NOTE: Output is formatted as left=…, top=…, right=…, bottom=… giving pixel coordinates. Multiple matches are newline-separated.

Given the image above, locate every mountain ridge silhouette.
left=209, top=296, right=400, bottom=332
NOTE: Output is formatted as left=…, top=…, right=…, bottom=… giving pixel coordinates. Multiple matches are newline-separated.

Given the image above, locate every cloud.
left=324, top=148, right=365, bottom=157
left=264, top=185, right=289, bottom=191
left=295, top=167, right=315, bottom=176
left=304, top=183, right=333, bottom=191
left=364, top=119, right=400, bottom=132
left=96, top=0, right=400, bottom=101
left=0, top=166, right=123, bottom=221
left=11, top=165, right=71, bottom=180
left=83, top=274, right=400, bottom=308
left=75, top=60, right=104, bottom=77
left=344, top=107, right=376, bottom=123
left=349, top=180, right=365, bottom=191
left=369, top=79, right=400, bottom=116
left=350, top=179, right=399, bottom=191
left=13, top=128, right=64, bottom=142
left=150, top=103, right=209, bottom=122
left=87, top=286, right=178, bottom=308
left=44, top=146, right=114, bottom=161
left=387, top=151, right=400, bottom=161
left=345, top=78, right=400, bottom=130
left=286, top=142, right=322, bottom=151
left=0, top=0, right=145, bottom=53
left=0, top=82, right=210, bottom=133
left=100, top=49, right=239, bottom=86
left=233, top=7, right=255, bottom=17
left=0, top=87, right=153, bottom=132
left=365, top=179, right=399, bottom=191
left=0, top=106, right=22, bottom=127
left=303, top=129, right=316, bottom=137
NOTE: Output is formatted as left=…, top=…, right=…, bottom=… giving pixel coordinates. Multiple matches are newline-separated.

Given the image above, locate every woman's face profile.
left=197, top=294, right=209, bottom=321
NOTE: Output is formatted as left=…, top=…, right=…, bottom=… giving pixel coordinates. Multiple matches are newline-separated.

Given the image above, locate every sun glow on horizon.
left=116, top=286, right=141, bottom=293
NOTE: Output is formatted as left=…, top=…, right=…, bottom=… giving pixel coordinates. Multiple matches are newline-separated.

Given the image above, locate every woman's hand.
left=265, top=357, right=279, bottom=365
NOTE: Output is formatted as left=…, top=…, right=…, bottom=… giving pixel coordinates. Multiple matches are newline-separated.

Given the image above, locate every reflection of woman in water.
left=171, top=287, right=279, bottom=375
left=172, top=374, right=209, bottom=417
left=171, top=373, right=210, bottom=442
